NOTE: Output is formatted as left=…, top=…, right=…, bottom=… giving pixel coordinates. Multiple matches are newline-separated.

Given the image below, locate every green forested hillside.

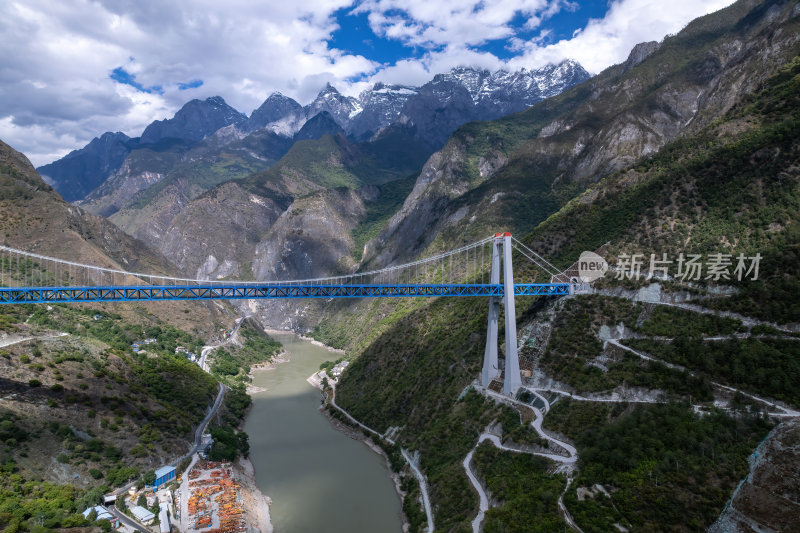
left=241, top=132, right=428, bottom=198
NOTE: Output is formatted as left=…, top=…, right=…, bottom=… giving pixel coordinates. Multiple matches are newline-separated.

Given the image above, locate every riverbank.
left=246, top=351, right=290, bottom=394
left=304, top=337, right=346, bottom=354
left=234, top=456, right=273, bottom=533
left=222, top=328, right=288, bottom=531
left=320, top=397, right=411, bottom=533
left=309, top=368, right=411, bottom=533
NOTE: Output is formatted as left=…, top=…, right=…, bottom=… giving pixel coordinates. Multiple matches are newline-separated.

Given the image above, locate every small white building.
left=82, top=506, right=119, bottom=528
left=82, top=506, right=113, bottom=521
left=131, top=505, right=155, bottom=525
left=159, top=504, right=170, bottom=533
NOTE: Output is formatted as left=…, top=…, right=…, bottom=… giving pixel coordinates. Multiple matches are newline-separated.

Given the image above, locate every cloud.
left=354, top=0, right=554, bottom=48
left=1, top=0, right=734, bottom=166
left=507, top=0, right=736, bottom=73
left=367, top=46, right=505, bottom=88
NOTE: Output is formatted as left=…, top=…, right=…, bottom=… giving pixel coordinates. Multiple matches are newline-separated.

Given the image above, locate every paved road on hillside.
left=0, top=332, right=68, bottom=348
left=199, top=316, right=247, bottom=371
left=112, top=383, right=225, bottom=497
left=188, top=382, right=226, bottom=456
left=107, top=506, right=150, bottom=533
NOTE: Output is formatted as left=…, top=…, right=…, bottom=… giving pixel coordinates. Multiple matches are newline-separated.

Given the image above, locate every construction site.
left=185, top=461, right=246, bottom=532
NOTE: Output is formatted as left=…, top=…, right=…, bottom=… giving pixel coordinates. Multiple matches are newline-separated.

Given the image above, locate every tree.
left=137, top=494, right=147, bottom=508
left=237, top=432, right=250, bottom=457
left=143, top=470, right=156, bottom=485
left=178, top=456, right=192, bottom=474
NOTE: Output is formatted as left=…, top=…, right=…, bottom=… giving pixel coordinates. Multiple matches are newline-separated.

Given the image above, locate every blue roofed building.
left=153, top=465, right=177, bottom=489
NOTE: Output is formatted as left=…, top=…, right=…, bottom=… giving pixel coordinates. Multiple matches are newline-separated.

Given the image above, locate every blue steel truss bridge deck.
left=0, top=283, right=570, bottom=304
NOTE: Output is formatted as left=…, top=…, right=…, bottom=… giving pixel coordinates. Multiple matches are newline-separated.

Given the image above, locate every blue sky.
left=331, top=10, right=420, bottom=65
left=330, top=2, right=612, bottom=64
left=0, top=0, right=734, bottom=166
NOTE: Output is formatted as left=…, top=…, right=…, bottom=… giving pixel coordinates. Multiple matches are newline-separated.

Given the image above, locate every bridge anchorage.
left=1, top=234, right=588, bottom=395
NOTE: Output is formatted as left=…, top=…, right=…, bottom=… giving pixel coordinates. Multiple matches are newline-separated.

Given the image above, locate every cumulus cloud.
left=354, top=0, right=555, bottom=48
left=1, top=0, right=734, bottom=166
left=507, top=0, right=735, bottom=73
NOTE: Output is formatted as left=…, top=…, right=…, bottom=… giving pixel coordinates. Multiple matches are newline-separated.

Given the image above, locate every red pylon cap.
left=503, top=232, right=511, bottom=236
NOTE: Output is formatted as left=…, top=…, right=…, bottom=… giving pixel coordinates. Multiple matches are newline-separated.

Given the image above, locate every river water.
left=243, top=332, right=403, bottom=533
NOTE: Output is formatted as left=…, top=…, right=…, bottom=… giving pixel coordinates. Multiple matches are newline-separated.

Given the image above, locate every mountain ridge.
left=38, top=60, right=589, bottom=204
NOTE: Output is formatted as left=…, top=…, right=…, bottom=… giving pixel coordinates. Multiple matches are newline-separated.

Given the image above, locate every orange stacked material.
left=185, top=460, right=246, bottom=532
left=190, top=478, right=224, bottom=488
left=187, top=489, right=210, bottom=516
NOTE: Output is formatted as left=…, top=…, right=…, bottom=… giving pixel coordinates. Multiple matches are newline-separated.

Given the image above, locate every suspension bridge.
left=0, top=233, right=586, bottom=395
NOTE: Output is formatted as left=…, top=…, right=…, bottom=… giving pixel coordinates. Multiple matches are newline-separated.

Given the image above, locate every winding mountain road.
left=608, top=339, right=800, bottom=417
left=463, top=449, right=488, bottom=533
left=465, top=386, right=580, bottom=532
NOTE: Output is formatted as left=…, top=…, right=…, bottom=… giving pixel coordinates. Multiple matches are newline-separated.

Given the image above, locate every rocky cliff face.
left=246, top=92, right=305, bottom=134
left=246, top=187, right=371, bottom=328
left=79, top=155, right=168, bottom=217
left=349, top=83, right=419, bottom=140
left=36, top=131, right=134, bottom=202
left=157, top=182, right=289, bottom=280
left=0, top=139, right=171, bottom=273
left=131, top=132, right=403, bottom=285
left=143, top=180, right=375, bottom=329
left=363, top=0, right=800, bottom=268
left=709, top=419, right=800, bottom=532
left=140, top=96, right=247, bottom=145
left=305, top=84, right=363, bottom=132
left=394, top=60, right=590, bottom=149
left=293, top=111, right=345, bottom=141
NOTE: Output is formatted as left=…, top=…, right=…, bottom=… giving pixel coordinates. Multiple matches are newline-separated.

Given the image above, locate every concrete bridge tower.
left=481, top=233, right=521, bottom=396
